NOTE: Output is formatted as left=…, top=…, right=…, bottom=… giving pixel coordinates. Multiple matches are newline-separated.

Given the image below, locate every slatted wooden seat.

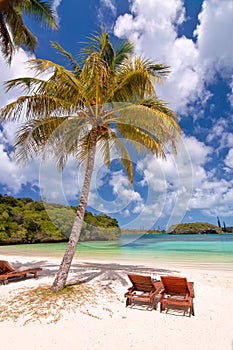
left=160, top=275, right=195, bottom=317
left=0, top=260, right=42, bottom=284
left=124, top=274, right=163, bottom=310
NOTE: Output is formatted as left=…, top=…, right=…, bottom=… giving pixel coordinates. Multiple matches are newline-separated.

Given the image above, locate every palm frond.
left=0, top=1, right=58, bottom=63
left=73, top=131, right=92, bottom=166
left=98, top=30, right=115, bottom=71
left=5, top=6, right=37, bottom=51
left=14, top=116, right=68, bottom=164
left=0, top=11, right=14, bottom=63
left=97, top=99, right=180, bottom=153
left=80, top=29, right=116, bottom=73
left=18, top=0, right=58, bottom=29
left=51, top=42, right=81, bottom=74
left=146, top=63, right=171, bottom=83
left=46, top=118, right=89, bottom=169
left=4, top=77, right=45, bottom=94
left=80, top=51, right=110, bottom=107
left=80, top=30, right=104, bottom=56
left=116, top=123, right=166, bottom=158
left=28, top=59, right=83, bottom=92
left=109, top=130, right=134, bottom=185
left=115, top=40, right=134, bottom=67
left=97, top=133, right=111, bottom=168
left=112, top=57, right=156, bottom=101
left=0, top=94, right=78, bottom=121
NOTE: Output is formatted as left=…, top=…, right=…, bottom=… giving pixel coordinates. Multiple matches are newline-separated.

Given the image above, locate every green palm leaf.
left=19, top=0, right=58, bottom=29
left=0, top=0, right=57, bottom=63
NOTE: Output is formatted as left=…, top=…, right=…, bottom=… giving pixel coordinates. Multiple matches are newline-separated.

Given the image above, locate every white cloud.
left=0, top=48, right=51, bottom=196
left=0, top=32, right=59, bottom=196
left=206, top=118, right=233, bottom=150
left=114, top=0, right=233, bottom=114
left=114, top=0, right=184, bottom=60
left=228, top=76, right=233, bottom=107
left=175, top=136, right=233, bottom=219
left=194, top=0, right=233, bottom=80
left=114, top=0, right=199, bottom=113
left=39, top=157, right=80, bottom=204
left=224, top=149, right=233, bottom=169
left=190, top=175, right=233, bottom=220
left=98, top=0, right=117, bottom=31
left=0, top=113, right=40, bottom=196
left=52, top=0, right=62, bottom=24
left=183, top=136, right=212, bottom=166
left=0, top=49, right=34, bottom=108
left=100, top=0, right=116, bottom=14
left=222, top=187, right=233, bottom=207
left=88, top=169, right=143, bottom=215
left=0, top=143, right=39, bottom=195
left=1, top=121, right=20, bottom=145
left=132, top=134, right=230, bottom=227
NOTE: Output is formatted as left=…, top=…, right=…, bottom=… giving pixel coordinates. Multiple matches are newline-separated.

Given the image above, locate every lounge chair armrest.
left=187, top=282, right=195, bottom=298
left=153, top=281, right=163, bottom=290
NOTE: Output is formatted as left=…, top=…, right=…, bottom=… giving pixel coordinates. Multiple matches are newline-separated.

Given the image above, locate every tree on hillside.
left=0, top=0, right=58, bottom=64
left=0, top=30, right=181, bottom=291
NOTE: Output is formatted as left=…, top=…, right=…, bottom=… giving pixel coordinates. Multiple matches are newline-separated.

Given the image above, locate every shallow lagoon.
left=0, top=234, right=233, bottom=270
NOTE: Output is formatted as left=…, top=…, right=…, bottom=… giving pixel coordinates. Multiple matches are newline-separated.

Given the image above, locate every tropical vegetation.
left=167, top=222, right=223, bottom=234
left=0, top=30, right=181, bottom=291
left=0, top=0, right=58, bottom=64
left=0, top=194, right=120, bottom=244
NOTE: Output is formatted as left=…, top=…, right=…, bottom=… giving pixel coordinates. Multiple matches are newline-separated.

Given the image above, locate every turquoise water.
left=119, top=234, right=233, bottom=268
left=0, top=234, right=233, bottom=270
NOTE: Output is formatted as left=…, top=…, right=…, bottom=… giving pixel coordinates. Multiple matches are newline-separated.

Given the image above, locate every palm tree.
left=0, top=30, right=181, bottom=291
left=0, top=0, right=58, bottom=64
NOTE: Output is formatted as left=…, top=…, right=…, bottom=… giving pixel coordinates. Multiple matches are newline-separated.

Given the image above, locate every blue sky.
left=0, top=0, right=233, bottom=230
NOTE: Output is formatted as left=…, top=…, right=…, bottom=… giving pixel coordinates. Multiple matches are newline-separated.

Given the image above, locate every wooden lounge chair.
left=0, top=260, right=42, bottom=284
left=160, top=275, right=195, bottom=317
left=124, top=274, right=163, bottom=310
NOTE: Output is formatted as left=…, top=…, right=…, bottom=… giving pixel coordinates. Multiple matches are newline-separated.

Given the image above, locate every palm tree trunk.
left=50, top=127, right=98, bottom=292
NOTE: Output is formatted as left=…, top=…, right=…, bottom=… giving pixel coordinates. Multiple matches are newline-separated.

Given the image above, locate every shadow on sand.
left=6, top=259, right=179, bottom=287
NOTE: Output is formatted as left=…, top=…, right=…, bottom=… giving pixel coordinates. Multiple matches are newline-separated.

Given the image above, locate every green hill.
left=0, top=195, right=120, bottom=244
left=167, top=222, right=223, bottom=234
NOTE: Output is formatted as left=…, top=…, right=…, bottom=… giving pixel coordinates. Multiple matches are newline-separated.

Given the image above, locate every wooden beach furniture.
left=159, top=275, right=195, bottom=317
left=124, top=274, right=163, bottom=310
left=0, top=260, right=42, bottom=284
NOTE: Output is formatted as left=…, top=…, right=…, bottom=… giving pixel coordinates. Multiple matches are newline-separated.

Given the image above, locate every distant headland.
left=166, top=222, right=232, bottom=234
left=122, top=222, right=233, bottom=235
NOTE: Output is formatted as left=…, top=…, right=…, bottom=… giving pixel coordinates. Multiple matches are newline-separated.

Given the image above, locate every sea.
left=0, top=233, right=233, bottom=271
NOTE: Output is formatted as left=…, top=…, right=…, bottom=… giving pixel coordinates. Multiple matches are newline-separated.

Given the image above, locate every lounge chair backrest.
left=161, top=276, right=189, bottom=295
left=0, top=260, right=15, bottom=275
left=128, top=274, right=155, bottom=292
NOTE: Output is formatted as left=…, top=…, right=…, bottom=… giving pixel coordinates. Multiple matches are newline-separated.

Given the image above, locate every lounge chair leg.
left=126, top=298, right=131, bottom=307
left=192, top=302, right=195, bottom=316
left=160, top=303, right=163, bottom=313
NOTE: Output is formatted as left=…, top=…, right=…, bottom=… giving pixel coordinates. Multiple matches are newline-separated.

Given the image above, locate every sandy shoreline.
left=0, top=253, right=233, bottom=350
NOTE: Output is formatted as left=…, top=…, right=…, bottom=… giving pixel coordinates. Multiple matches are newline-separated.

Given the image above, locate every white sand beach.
left=0, top=254, right=233, bottom=350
